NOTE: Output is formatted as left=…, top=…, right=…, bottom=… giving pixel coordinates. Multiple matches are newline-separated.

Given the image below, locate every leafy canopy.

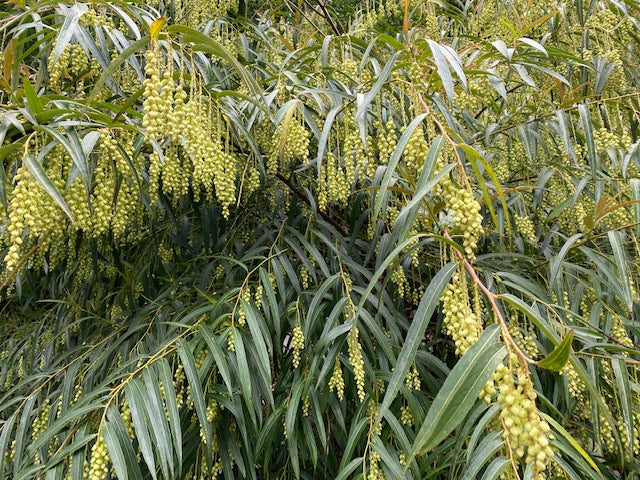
left=0, top=0, right=639, bottom=479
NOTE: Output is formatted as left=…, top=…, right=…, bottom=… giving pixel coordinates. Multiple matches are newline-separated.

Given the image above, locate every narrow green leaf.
left=37, top=126, right=89, bottom=190
left=242, top=301, right=274, bottom=410
left=256, top=405, right=286, bottom=455
left=142, top=368, right=174, bottom=478
left=199, top=324, right=234, bottom=395
left=611, top=357, right=634, bottom=454
left=12, top=395, right=36, bottom=478
left=607, top=231, right=632, bottom=312
left=377, top=262, right=457, bottom=422
left=231, top=327, right=256, bottom=426
left=87, top=36, right=150, bottom=103
left=335, top=457, right=363, bottom=480
left=167, top=25, right=260, bottom=96
left=51, top=4, right=87, bottom=68
left=0, top=161, right=7, bottom=215
left=157, top=359, right=182, bottom=470
left=315, top=105, right=342, bottom=177
left=70, top=424, right=90, bottom=480
left=549, top=234, right=583, bottom=291
left=22, top=78, right=42, bottom=114
left=355, top=52, right=400, bottom=147
left=353, top=233, right=431, bottom=324
left=338, top=416, right=369, bottom=472
left=104, top=406, right=143, bottom=480
left=285, top=380, right=303, bottom=479
left=102, top=415, right=129, bottom=480
left=371, top=437, right=405, bottom=480
left=410, top=325, right=506, bottom=457
left=391, top=137, right=447, bottom=243
left=630, top=179, right=640, bottom=239
left=579, top=104, right=600, bottom=200
left=124, top=380, right=157, bottom=480
left=466, top=404, right=500, bottom=461
left=480, top=457, right=510, bottom=480
left=428, top=40, right=455, bottom=100
left=541, top=413, right=601, bottom=475
left=537, top=329, right=573, bottom=372
left=462, top=431, right=503, bottom=480
left=463, top=144, right=512, bottom=235
left=43, top=432, right=94, bottom=471
left=0, top=414, right=17, bottom=480
left=177, top=339, right=212, bottom=467
left=459, top=144, right=500, bottom=235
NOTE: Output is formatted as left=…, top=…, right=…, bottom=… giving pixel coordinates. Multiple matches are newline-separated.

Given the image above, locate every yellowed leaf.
left=150, top=16, right=167, bottom=39
left=3, top=39, right=17, bottom=87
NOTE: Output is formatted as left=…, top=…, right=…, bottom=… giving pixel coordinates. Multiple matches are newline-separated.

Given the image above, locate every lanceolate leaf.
left=103, top=405, right=144, bottom=480
left=607, top=231, right=633, bottom=312
left=51, top=3, right=87, bottom=68
left=541, top=413, right=601, bottom=476
left=355, top=51, right=400, bottom=147
left=410, top=325, right=506, bottom=457
left=461, top=431, right=503, bottom=480
left=87, top=36, right=151, bottom=103
left=480, top=458, right=510, bottom=480
left=537, top=329, right=573, bottom=372
left=0, top=414, right=17, bottom=480
left=124, top=380, right=158, bottom=480
left=427, top=40, right=455, bottom=101
left=377, top=262, right=457, bottom=422
left=176, top=339, right=212, bottom=468
left=167, top=25, right=260, bottom=96
left=611, top=358, right=634, bottom=455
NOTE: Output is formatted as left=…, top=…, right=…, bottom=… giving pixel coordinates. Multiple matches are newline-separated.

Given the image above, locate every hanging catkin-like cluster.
left=142, top=45, right=174, bottom=141
left=440, top=267, right=482, bottom=355
left=375, top=116, right=397, bottom=165
left=498, top=362, right=554, bottom=478
left=515, top=215, right=537, bottom=245
left=99, top=131, right=138, bottom=242
left=141, top=43, right=239, bottom=217
left=444, top=185, right=483, bottom=259
left=88, top=431, right=110, bottom=480
left=162, top=145, right=191, bottom=201
left=2, top=149, right=70, bottom=277
left=32, top=399, right=52, bottom=446
left=348, top=326, right=366, bottom=402
left=481, top=356, right=555, bottom=479
left=318, top=151, right=351, bottom=210
left=291, top=324, right=305, bottom=368
left=434, top=152, right=484, bottom=260
left=402, top=124, right=429, bottom=176
left=328, top=358, right=345, bottom=400
left=341, top=111, right=375, bottom=182
left=182, top=88, right=235, bottom=216
left=89, top=142, right=115, bottom=238
left=48, top=43, right=88, bottom=87
left=3, top=165, right=34, bottom=276
left=266, top=115, right=310, bottom=174
left=181, top=0, right=239, bottom=26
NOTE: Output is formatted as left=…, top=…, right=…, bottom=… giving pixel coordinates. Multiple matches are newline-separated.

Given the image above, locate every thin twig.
left=314, top=0, right=341, bottom=36
left=275, top=172, right=349, bottom=236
